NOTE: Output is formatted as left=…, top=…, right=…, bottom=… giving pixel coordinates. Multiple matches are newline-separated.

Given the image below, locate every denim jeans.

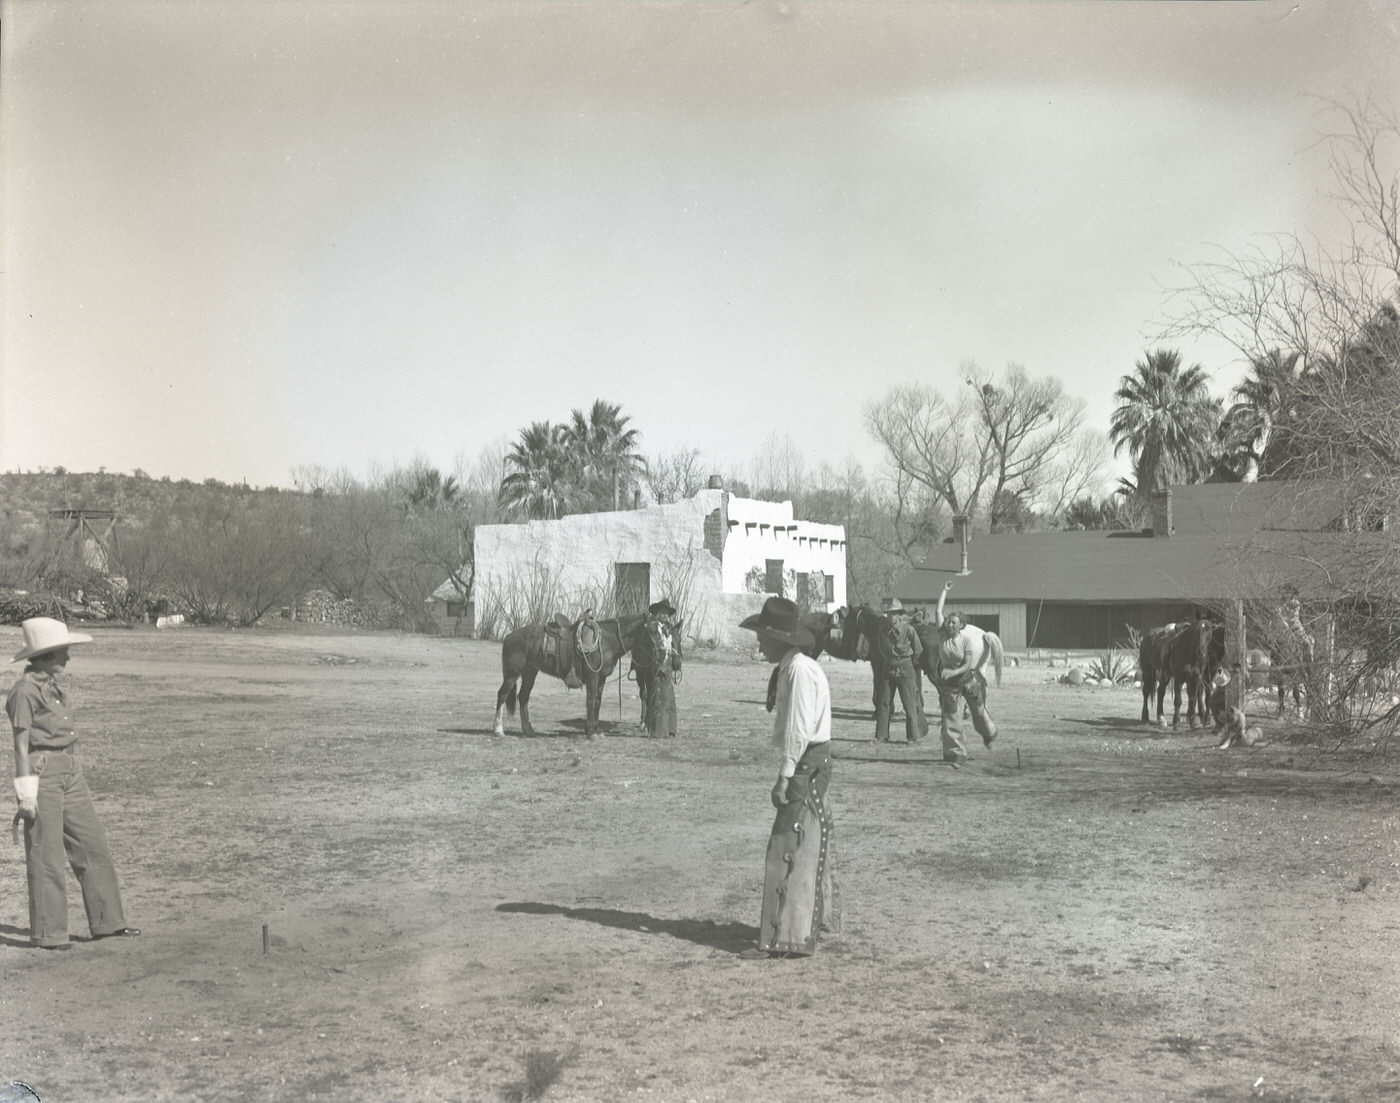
left=24, top=751, right=127, bottom=946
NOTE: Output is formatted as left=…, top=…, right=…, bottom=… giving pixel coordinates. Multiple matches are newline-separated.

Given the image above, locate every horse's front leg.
left=637, top=672, right=651, bottom=730
left=583, top=678, right=601, bottom=738
left=494, top=678, right=514, bottom=736
left=1171, top=677, right=1184, bottom=728
left=1155, top=677, right=1169, bottom=728
left=519, top=668, right=538, bottom=736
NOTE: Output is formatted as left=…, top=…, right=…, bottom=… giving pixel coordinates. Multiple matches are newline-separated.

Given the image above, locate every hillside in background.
left=0, top=470, right=288, bottom=546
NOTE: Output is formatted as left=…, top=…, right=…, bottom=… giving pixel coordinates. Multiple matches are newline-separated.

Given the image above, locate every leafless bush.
left=501, top=1047, right=573, bottom=1102
left=474, top=550, right=567, bottom=639
left=651, top=549, right=706, bottom=643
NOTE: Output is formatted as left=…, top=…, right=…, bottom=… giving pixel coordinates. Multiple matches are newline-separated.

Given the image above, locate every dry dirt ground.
left=1, top=623, right=1397, bottom=1103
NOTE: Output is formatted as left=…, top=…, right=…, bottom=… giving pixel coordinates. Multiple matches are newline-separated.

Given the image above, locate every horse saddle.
left=542, top=614, right=570, bottom=657
left=543, top=613, right=586, bottom=689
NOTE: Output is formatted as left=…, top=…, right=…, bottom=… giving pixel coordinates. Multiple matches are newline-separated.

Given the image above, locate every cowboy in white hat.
left=7, top=617, right=139, bottom=950
left=738, top=597, right=837, bottom=958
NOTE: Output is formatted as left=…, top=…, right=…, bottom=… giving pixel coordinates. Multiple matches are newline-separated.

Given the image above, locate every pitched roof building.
left=887, top=481, right=1391, bottom=650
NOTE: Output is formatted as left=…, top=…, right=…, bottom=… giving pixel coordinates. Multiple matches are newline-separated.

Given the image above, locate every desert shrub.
left=502, top=1047, right=573, bottom=1102
left=1085, top=645, right=1137, bottom=684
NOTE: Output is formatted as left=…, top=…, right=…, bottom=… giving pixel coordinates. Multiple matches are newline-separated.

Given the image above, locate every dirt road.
left=1, top=624, right=1396, bottom=1101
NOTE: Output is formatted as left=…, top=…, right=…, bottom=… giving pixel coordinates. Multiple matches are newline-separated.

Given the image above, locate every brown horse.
left=803, top=608, right=851, bottom=660
left=494, top=613, right=648, bottom=737
left=1140, top=619, right=1224, bottom=728
left=1138, top=624, right=1180, bottom=726
left=836, top=605, right=897, bottom=711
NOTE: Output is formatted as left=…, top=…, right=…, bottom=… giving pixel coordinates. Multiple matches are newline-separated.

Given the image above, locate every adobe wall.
left=474, top=490, right=729, bottom=641
left=473, top=489, right=848, bottom=647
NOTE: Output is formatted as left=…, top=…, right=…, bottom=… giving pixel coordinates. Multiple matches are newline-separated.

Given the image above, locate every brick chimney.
left=952, top=514, right=970, bottom=574
left=1151, top=488, right=1173, bottom=537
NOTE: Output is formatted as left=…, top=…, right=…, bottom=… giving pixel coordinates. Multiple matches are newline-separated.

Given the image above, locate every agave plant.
left=1086, top=645, right=1138, bottom=684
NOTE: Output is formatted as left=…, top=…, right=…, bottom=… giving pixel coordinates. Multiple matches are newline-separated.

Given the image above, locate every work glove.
left=13, top=775, right=38, bottom=822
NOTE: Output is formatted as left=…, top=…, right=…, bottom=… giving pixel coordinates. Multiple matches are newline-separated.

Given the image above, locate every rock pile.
left=0, top=589, right=67, bottom=626
left=293, top=589, right=396, bottom=629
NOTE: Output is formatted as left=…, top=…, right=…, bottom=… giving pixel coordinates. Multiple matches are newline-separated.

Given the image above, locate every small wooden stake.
left=262, top=924, right=269, bottom=954
left=1016, top=748, right=1022, bottom=769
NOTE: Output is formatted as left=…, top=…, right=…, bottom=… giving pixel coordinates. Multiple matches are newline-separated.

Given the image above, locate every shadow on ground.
left=496, top=902, right=757, bottom=953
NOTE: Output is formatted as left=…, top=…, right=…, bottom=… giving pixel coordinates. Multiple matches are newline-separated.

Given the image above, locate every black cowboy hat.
left=739, top=596, right=815, bottom=648
left=648, top=599, right=678, bottom=617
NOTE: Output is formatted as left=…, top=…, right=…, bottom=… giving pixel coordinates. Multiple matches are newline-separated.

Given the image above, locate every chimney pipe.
left=1151, top=488, right=1173, bottom=538
left=707, top=474, right=724, bottom=490
left=952, top=514, right=970, bottom=574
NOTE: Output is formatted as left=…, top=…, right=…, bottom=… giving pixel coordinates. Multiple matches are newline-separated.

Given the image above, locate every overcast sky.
left=2, top=0, right=1397, bottom=491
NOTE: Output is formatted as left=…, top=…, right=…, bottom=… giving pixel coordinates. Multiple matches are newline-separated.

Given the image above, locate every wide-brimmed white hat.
left=11, top=617, right=93, bottom=663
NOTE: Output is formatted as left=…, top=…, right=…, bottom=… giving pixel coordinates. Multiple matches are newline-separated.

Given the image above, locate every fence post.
left=1229, top=598, right=1247, bottom=722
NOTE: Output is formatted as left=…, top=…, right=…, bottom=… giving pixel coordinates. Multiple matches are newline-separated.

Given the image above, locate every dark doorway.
left=615, top=562, right=650, bottom=616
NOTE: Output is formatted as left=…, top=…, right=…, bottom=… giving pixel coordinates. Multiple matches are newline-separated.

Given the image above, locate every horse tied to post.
left=494, top=612, right=649, bottom=737
left=1139, top=618, right=1225, bottom=728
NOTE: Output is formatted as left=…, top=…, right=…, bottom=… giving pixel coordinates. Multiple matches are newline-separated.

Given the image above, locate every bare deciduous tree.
left=644, top=447, right=708, bottom=505
left=864, top=362, right=1104, bottom=532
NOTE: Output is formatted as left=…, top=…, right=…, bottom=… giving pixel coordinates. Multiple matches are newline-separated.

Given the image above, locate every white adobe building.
left=444, top=484, right=846, bottom=647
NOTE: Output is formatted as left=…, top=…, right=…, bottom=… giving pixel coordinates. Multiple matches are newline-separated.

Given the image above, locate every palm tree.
left=497, top=421, right=572, bottom=519
left=405, top=467, right=461, bottom=512
left=1213, top=349, right=1302, bottom=482
left=1108, top=349, right=1220, bottom=499
left=562, top=400, right=647, bottom=511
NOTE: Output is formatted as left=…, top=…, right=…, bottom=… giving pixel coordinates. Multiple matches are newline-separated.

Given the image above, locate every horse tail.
left=505, top=680, right=518, bottom=717
left=986, top=632, right=1004, bottom=687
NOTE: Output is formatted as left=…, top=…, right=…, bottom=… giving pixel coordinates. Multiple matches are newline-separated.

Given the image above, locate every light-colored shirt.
left=938, top=624, right=988, bottom=675
left=771, top=649, right=831, bottom=778
left=6, top=669, right=78, bottom=751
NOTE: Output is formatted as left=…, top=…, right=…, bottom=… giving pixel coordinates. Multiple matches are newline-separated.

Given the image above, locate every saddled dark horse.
left=1140, top=619, right=1224, bottom=728
left=494, top=613, right=648, bottom=737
